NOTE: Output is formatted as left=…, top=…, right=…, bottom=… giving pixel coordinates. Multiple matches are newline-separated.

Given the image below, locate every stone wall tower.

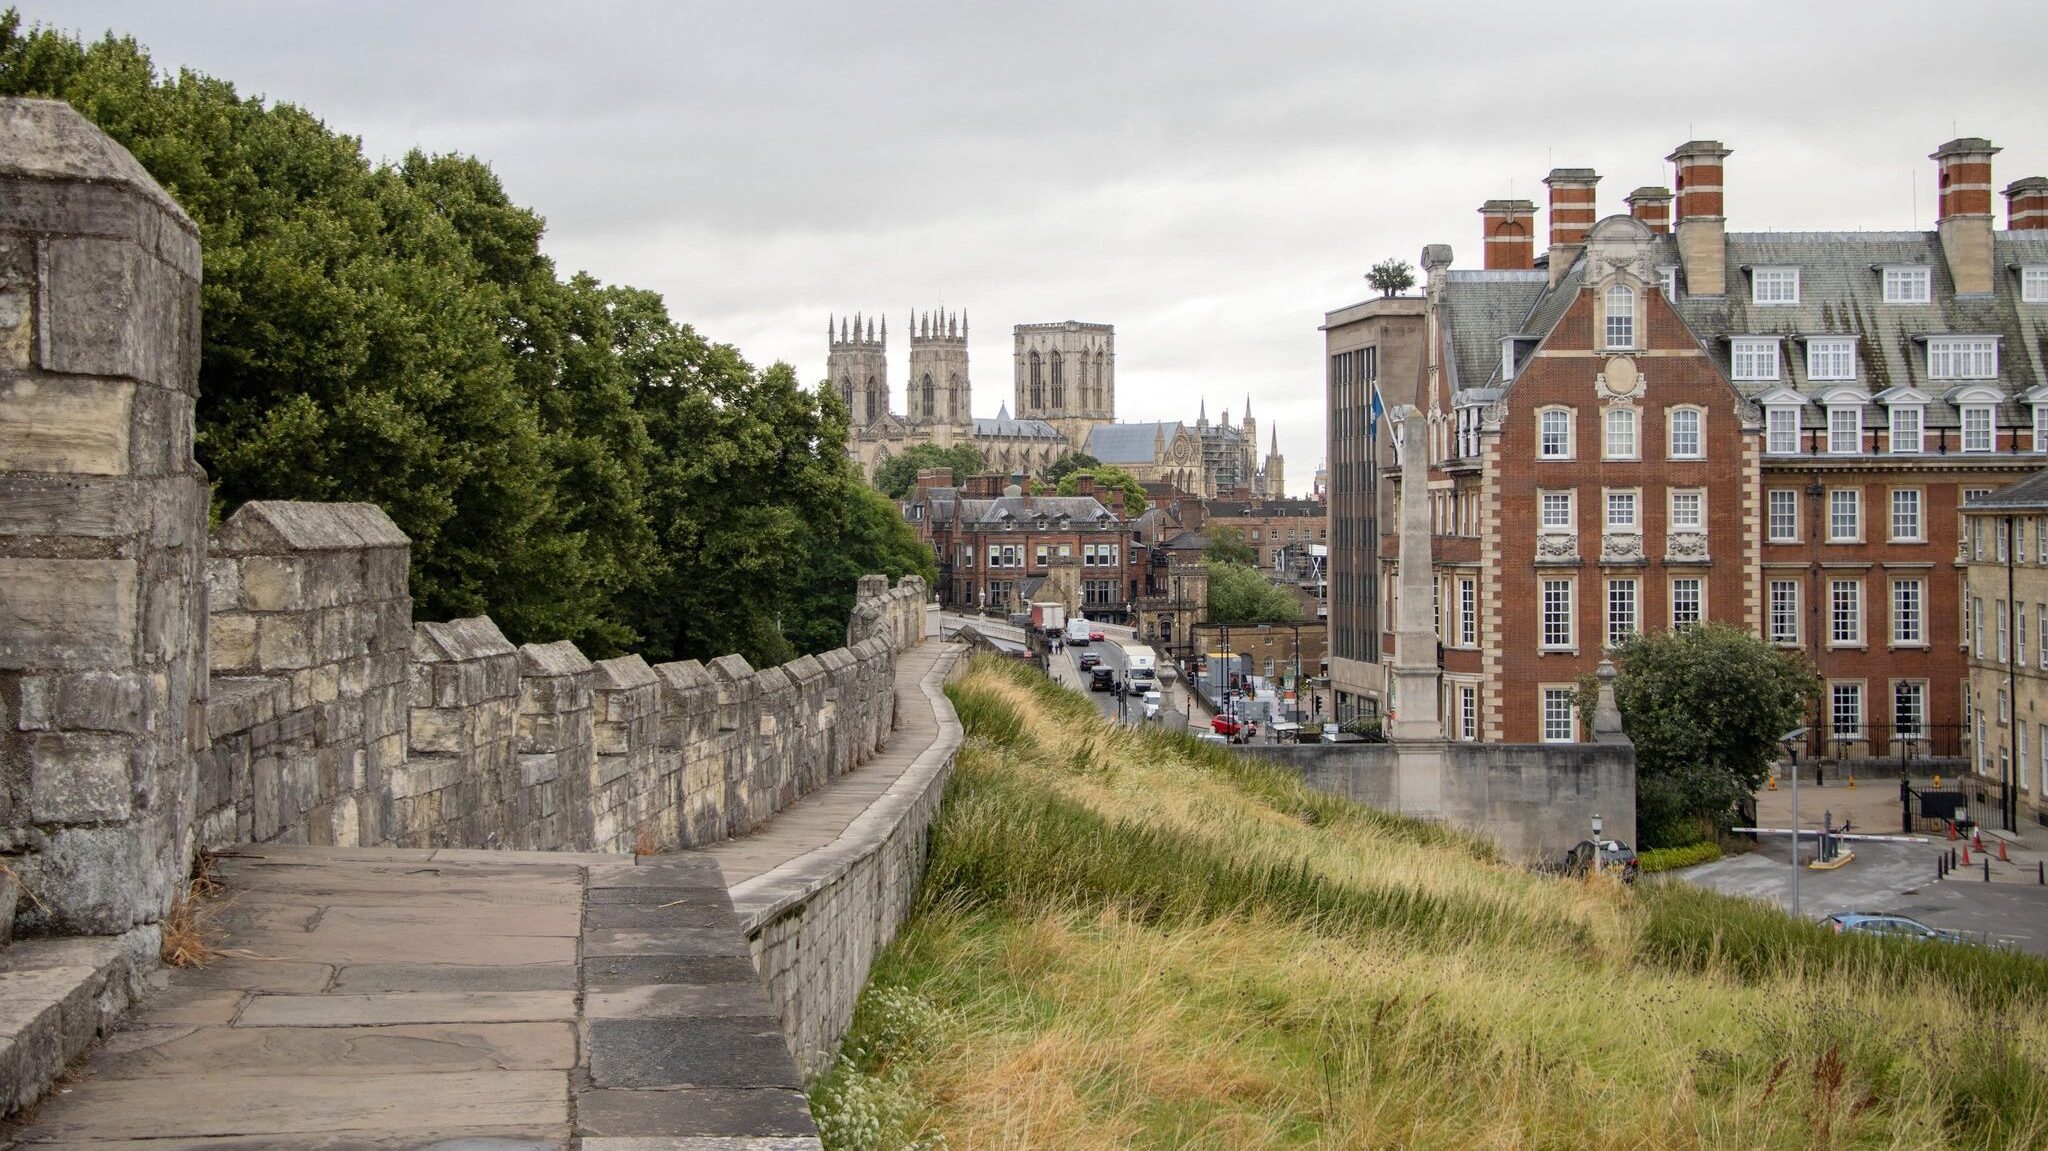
left=1014, top=321, right=1114, bottom=449
left=906, top=308, right=970, bottom=435
left=828, top=313, right=888, bottom=426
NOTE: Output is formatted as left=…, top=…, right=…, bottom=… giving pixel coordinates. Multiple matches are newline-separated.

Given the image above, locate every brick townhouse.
left=1342, top=136, right=2048, bottom=751
left=906, top=472, right=1141, bottom=620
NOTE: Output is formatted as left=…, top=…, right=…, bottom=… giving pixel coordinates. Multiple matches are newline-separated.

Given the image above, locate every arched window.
left=948, top=374, right=959, bottom=420
left=1094, top=352, right=1106, bottom=410
left=864, top=377, right=878, bottom=424
left=1604, top=284, right=1635, bottom=350
left=839, top=376, right=853, bottom=414
left=1029, top=351, right=1043, bottom=409
left=1051, top=352, right=1065, bottom=409
left=921, top=374, right=935, bottom=420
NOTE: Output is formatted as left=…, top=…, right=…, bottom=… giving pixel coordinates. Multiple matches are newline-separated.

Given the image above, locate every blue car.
left=1820, top=913, right=1966, bottom=944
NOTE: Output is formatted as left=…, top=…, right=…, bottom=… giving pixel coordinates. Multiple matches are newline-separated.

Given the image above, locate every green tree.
left=872, top=442, right=984, bottom=498
left=1040, top=452, right=1100, bottom=487
left=1367, top=258, right=1416, bottom=297
left=1205, top=562, right=1302, bottom=626
left=1204, top=527, right=1256, bottom=567
left=1577, top=623, right=1819, bottom=847
left=787, top=482, right=937, bottom=655
left=1055, top=465, right=1147, bottom=518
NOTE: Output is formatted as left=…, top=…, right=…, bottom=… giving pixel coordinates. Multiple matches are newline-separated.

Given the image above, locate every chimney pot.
left=1667, top=141, right=1732, bottom=296
left=2006, top=177, right=2048, bottom=231
left=1933, top=137, right=2000, bottom=293
left=1478, top=199, right=1537, bottom=270
left=1625, top=186, right=1674, bottom=234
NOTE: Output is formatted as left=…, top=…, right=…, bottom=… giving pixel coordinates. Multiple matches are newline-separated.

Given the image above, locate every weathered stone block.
left=39, top=236, right=189, bottom=390
left=0, top=557, right=137, bottom=671
left=0, top=375, right=134, bottom=475
left=255, top=614, right=312, bottom=670
left=238, top=554, right=305, bottom=613
left=409, top=706, right=463, bottom=755
left=27, top=731, right=131, bottom=823
left=208, top=613, right=257, bottom=674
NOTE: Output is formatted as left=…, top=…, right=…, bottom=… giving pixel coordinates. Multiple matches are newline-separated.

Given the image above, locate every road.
left=939, top=612, right=1203, bottom=732
left=1676, top=839, right=2048, bottom=955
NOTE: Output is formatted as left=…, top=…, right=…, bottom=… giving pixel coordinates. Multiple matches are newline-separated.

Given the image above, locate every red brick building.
left=1349, top=136, right=2048, bottom=757
left=907, top=474, right=1141, bottom=621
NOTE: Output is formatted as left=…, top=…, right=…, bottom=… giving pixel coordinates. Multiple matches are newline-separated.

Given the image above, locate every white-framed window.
left=1034, top=544, right=1049, bottom=566
left=1830, top=682, right=1863, bottom=741
left=1892, top=579, right=1924, bottom=645
left=1894, top=681, right=1926, bottom=740
left=1605, top=408, right=1639, bottom=459
left=1458, top=684, right=1478, bottom=742
left=1883, top=266, right=1931, bottom=304
left=1753, top=267, right=1800, bottom=305
left=1998, top=599, right=2010, bottom=663
left=1827, top=404, right=1863, bottom=454
left=1929, top=337, right=1998, bottom=379
left=1828, top=488, right=1860, bottom=542
left=1962, top=405, right=1995, bottom=452
left=1541, top=686, right=1577, bottom=743
left=1605, top=489, right=1638, bottom=531
left=1890, top=405, right=1924, bottom=453
left=1670, top=489, right=1705, bottom=531
left=1458, top=577, right=1477, bottom=647
left=1538, top=408, right=1574, bottom=459
left=2034, top=404, right=2048, bottom=453
left=1769, top=580, right=1801, bottom=645
left=1890, top=488, right=1923, bottom=542
left=1606, top=578, right=1639, bottom=649
left=1768, top=490, right=1800, bottom=541
left=2022, top=266, right=2048, bottom=304
left=1667, top=407, right=1703, bottom=459
left=1540, top=490, right=1574, bottom=532
left=1973, top=596, right=1985, bottom=656
left=1541, top=578, right=1575, bottom=650
left=2022, top=605, right=2031, bottom=666
left=1672, top=577, right=1703, bottom=630
left=1830, top=578, right=1863, bottom=646
left=1733, top=338, right=1781, bottom=381
left=1658, top=267, right=1679, bottom=299
left=1766, top=405, right=1800, bottom=454
left=1809, top=338, right=1857, bottom=381
left=1605, top=284, right=1636, bottom=350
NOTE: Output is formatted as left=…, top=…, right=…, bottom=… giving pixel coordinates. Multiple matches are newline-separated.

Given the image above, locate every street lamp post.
left=1591, top=812, right=1604, bottom=876
left=1782, top=726, right=1809, bottom=917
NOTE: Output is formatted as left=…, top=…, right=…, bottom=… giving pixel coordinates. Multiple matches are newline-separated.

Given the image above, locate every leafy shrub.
left=1638, top=842, right=1723, bottom=873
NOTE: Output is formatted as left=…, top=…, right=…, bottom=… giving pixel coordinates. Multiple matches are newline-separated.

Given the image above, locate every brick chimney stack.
left=1668, top=140, right=1732, bottom=296
left=1625, top=186, right=1674, bottom=233
left=1933, top=137, right=2000, bottom=295
left=1543, top=168, right=1598, bottom=285
left=2004, top=177, right=2048, bottom=231
left=1478, top=199, right=1537, bottom=270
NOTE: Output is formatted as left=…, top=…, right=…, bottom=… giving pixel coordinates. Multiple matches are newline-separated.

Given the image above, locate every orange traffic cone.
left=1974, top=829, right=1985, bottom=852
left=1848, top=774, right=1857, bottom=789
left=1768, top=775, right=1778, bottom=791
left=1999, top=837, right=2011, bottom=863
left=1962, top=844, right=1973, bottom=866
left=1948, top=821, right=1958, bottom=841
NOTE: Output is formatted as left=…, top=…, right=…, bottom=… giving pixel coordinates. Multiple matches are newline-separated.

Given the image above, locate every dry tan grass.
left=160, top=851, right=231, bottom=968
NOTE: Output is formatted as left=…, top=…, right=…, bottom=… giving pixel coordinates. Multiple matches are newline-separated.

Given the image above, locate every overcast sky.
left=35, top=1, right=2048, bottom=494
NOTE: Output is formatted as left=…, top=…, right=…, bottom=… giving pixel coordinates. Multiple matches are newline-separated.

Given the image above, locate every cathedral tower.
left=907, top=308, right=971, bottom=435
left=827, top=313, right=889, bottom=426
left=1014, top=321, right=1114, bottom=450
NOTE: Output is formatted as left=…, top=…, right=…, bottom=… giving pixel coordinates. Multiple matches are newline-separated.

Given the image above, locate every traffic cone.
left=1999, top=837, right=2011, bottom=863
left=1948, top=821, right=1958, bottom=841
left=1848, top=774, right=1857, bottom=789
left=1962, top=844, right=1973, bottom=866
left=1768, top=775, right=1778, bottom=791
left=1974, top=829, right=1985, bottom=852
left=1934, top=774, right=1944, bottom=788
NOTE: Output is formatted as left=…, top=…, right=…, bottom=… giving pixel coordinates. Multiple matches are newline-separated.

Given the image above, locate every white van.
left=1065, top=616, right=1092, bottom=645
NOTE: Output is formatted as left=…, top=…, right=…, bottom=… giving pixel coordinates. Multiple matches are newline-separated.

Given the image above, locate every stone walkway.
left=5, top=631, right=965, bottom=1150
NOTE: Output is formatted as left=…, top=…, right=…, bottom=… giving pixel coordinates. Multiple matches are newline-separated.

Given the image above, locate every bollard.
left=1985, top=858, right=1992, bottom=882
left=2039, top=860, right=2045, bottom=886
left=1939, top=855, right=1947, bottom=879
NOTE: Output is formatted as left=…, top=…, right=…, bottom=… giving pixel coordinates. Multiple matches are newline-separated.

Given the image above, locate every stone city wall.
left=195, top=497, right=928, bottom=857
left=728, top=646, right=964, bottom=1077
left=1245, top=741, right=1637, bottom=864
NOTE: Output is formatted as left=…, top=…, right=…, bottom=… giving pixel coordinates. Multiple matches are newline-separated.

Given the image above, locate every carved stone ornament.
left=1600, top=531, right=1644, bottom=562
left=1736, top=398, right=1763, bottom=427
left=1482, top=401, right=1509, bottom=430
left=1597, top=356, right=1643, bottom=404
left=1536, top=532, right=1579, bottom=559
left=1665, top=530, right=1709, bottom=561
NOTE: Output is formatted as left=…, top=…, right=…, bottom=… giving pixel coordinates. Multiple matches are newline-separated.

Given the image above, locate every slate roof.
left=1160, top=529, right=1211, bottom=552
left=973, top=404, right=1061, bottom=438
left=1438, top=270, right=1548, bottom=393
left=1086, top=421, right=1186, bottom=464
left=953, top=495, right=1117, bottom=525
left=1962, top=466, right=2048, bottom=512
left=1207, top=498, right=1325, bottom=518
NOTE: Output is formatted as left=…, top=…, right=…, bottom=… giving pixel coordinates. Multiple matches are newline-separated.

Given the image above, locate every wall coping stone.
left=0, top=100, right=193, bottom=236
left=518, top=639, right=592, bottom=678
left=413, top=616, right=515, bottom=663
left=213, top=500, right=408, bottom=555
left=592, top=654, right=658, bottom=691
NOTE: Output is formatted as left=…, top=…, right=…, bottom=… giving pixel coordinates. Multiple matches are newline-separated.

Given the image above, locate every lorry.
left=1029, top=602, right=1067, bottom=638
left=1065, top=615, right=1092, bottom=645
left=1120, top=643, right=1157, bottom=686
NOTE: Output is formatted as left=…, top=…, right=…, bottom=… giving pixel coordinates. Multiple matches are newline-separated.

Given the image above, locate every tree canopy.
left=872, top=442, right=984, bottom=498
left=1204, top=527, right=1256, bottom=567
left=1040, top=453, right=1100, bottom=487
left=1578, top=623, right=1819, bottom=847
left=0, top=12, right=928, bottom=668
left=1205, top=562, right=1302, bottom=626
left=1367, top=258, right=1416, bottom=297
left=1055, top=465, right=1147, bottom=518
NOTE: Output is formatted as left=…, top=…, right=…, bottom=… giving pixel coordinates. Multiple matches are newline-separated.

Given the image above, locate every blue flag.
left=1368, top=379, right=1386, bottom=441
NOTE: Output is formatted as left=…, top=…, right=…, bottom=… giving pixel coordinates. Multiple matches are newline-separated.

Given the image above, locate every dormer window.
left=2024, top=267, right=2048, bottom=303
left=1752, top=267, right=1800, bottom=305
left=1890, top=405, right=1924, bottom=454
left=1928, top=337, right=1998, bottom=380
left=1499, top=338, right=1516, bottom=382
left=1883, top=266, right=1932, bottom=304
left=1961, top=403, right=1997, bottom=453
left=1766, top=405, right=1801, bottom=455
left=1732, top=337, right=1781, bottom=381
left=1807, top=338, right=1857, bottom=381
left=1826, top=404, right=1862, bottom=454
left=1658, top=266, right=1679, bottom=299
left=1604, top=285, right=1636, bottom=350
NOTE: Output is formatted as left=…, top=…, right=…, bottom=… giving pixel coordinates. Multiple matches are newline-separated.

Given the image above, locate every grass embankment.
left=811, top=655, right=2048, bottom=1150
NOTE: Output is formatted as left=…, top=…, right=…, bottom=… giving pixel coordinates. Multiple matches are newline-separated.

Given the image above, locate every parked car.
left=1563, top=839, right=1639, bottom=884
left=1077, top=651, right=1102, bottom=670
left=1820, top=913, right=1967, bottom=944
left=1088, top=628, right=1105, bottom=642
left=1089, top=667, right=1115, bottom=692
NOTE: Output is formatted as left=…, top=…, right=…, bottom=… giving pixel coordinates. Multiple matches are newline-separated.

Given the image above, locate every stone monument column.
left=1388, top=406, right=1443, bottom=742
left=0, top=100, right=207, bottom=934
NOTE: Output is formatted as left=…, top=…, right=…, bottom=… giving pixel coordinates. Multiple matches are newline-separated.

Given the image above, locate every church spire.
left=1271, top=425, right=1279, bottom=453
left=1244, top=393, right=1253, bottom=420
